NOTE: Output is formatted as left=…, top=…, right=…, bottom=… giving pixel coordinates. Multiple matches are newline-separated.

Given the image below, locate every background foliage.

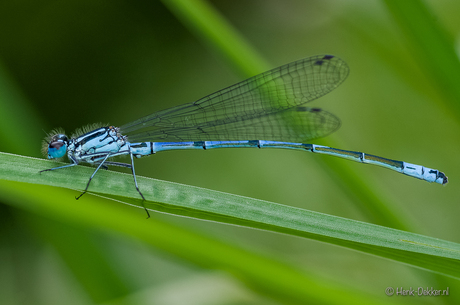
left=0, top=0, right=459, bottom=304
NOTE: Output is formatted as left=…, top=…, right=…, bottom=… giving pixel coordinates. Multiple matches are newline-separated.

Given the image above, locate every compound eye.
left=47, top=134, right=68, bottom=159
left=51, top=134, right=68, bottom=143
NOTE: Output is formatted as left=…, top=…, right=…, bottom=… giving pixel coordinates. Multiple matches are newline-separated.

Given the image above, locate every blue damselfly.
left=41, top=55, right=447, bottom=216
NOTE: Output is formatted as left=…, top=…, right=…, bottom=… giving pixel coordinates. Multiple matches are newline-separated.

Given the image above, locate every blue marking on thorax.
left=76, top=129, right=107, bottom=146
left=70, top=127, right=127, bottom=162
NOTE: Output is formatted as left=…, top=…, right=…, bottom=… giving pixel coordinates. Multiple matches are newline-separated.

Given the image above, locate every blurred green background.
left=0, top=0, right=459, bottom=304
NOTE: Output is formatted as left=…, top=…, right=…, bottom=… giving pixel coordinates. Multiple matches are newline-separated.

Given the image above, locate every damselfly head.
left=42, top=130, right=68, bottom=159
left=47, top=134, right=68, bottom=159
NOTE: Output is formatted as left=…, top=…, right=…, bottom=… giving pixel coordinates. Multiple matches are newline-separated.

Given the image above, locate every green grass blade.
left=0, top=177, right=384, bottom=304
left=2, top=152, right=459, bottom=280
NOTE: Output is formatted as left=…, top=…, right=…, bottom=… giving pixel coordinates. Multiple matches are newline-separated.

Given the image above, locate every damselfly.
left=41, top=55, right=447, bottom=214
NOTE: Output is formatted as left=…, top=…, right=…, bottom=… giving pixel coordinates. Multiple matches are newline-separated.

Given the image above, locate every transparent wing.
left=120, top=55, right=348, bottom=142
